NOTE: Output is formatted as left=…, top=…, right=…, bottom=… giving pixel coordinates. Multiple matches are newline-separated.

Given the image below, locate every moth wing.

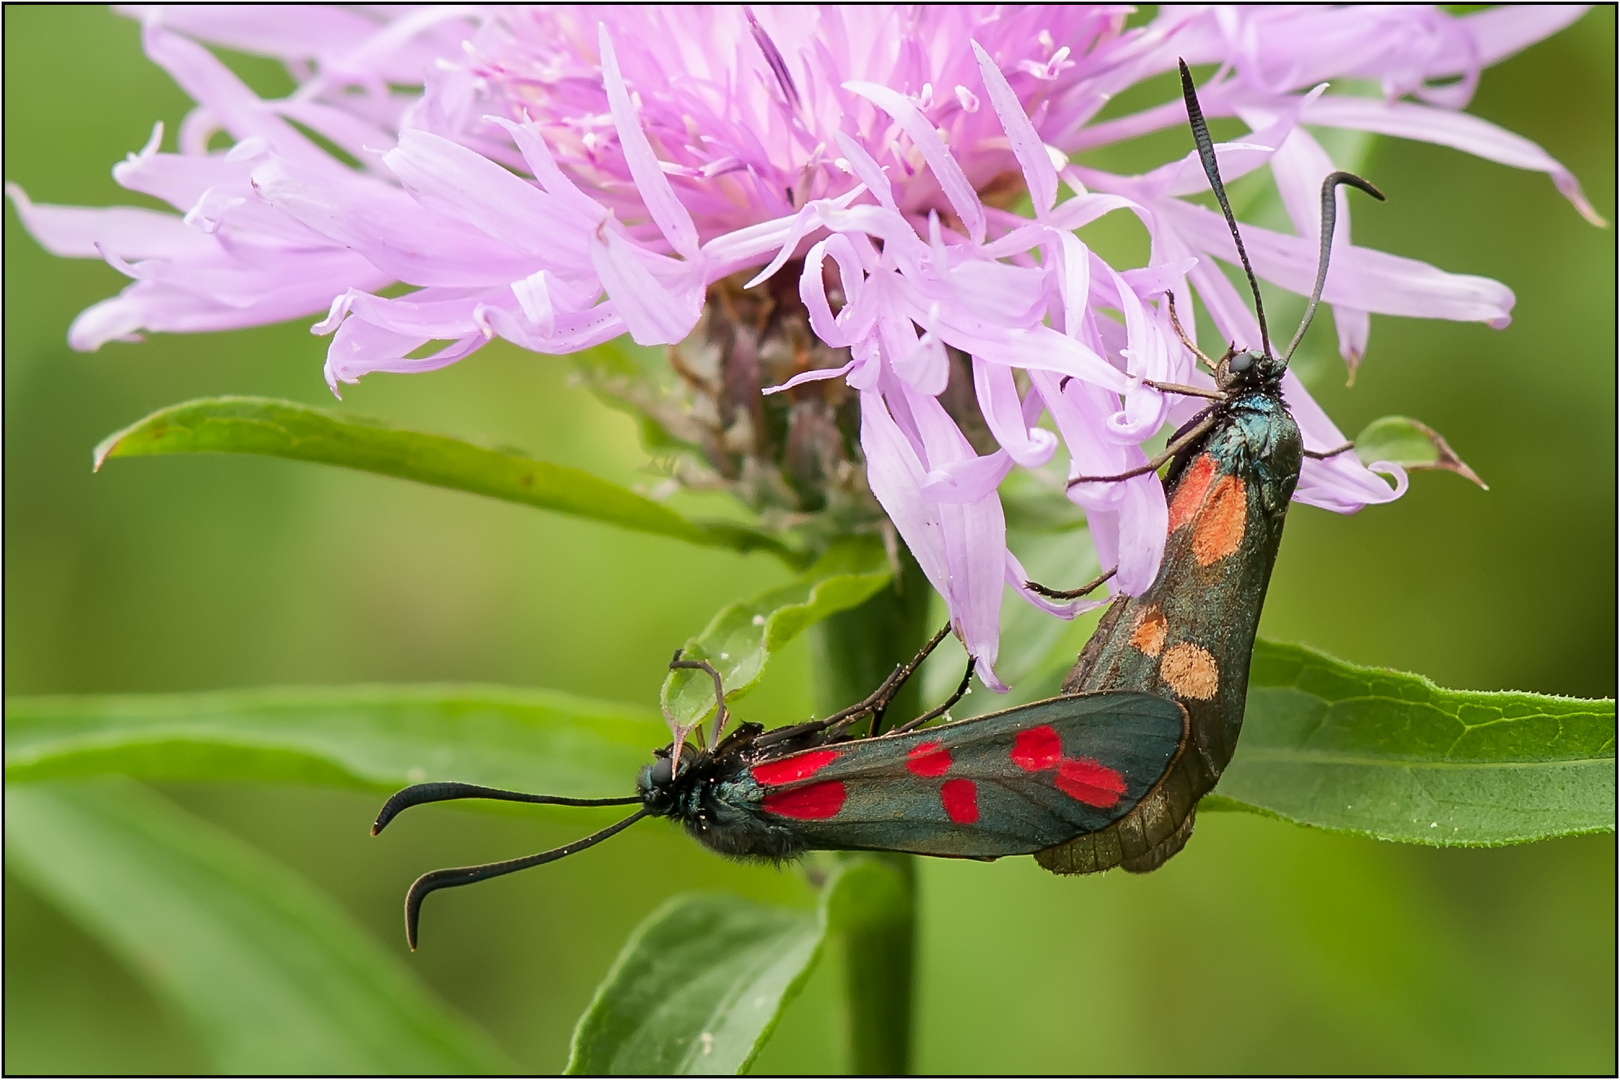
left=748, top=691, right=1187, bottom=858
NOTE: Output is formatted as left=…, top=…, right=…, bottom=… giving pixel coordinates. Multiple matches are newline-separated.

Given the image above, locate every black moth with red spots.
left=371, top=623, right=1188, bottom=948
left=645, top=689, right=1187, bottom=863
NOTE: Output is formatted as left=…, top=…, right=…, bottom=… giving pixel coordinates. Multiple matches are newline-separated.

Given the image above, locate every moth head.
left=639, top=742, right=700, bottom=806
left=1216, top=348, right=1284, bottom=392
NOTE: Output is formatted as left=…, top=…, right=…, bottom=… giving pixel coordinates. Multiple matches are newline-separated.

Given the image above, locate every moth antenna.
left=1282, top=170, right=1386, bottom=364
left=404, top=809, right=648, bottom=950
left=1177, top=59, right=1271, bottom=359
left=372, top=782, right=640, bottom=836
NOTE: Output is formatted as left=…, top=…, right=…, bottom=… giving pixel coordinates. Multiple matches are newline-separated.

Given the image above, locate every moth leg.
left=822, top=621, right=953, bottom=739
left=1025, top=566, right=1117, bottom=601
left=669, top=651, right=730, bottom=745
left=889, top=656, right=975, bottom=735
left=1302, top=442, right=1355, bottom=460
left=1142, top=378, right=1224, bottom=401
left=1066, top=415, right=1216, bottom=487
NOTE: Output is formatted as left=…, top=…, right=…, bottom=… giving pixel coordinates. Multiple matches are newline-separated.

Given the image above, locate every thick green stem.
left=811, top=546, right=930, bottom=1075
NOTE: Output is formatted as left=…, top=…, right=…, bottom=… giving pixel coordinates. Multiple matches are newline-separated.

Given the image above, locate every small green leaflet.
left=661, top=538, right=892, bottom=734
left=1353, top=415, right=1487, bottom=488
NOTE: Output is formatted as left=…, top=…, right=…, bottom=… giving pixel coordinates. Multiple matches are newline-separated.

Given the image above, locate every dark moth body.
left=639, top=691, right=1189, bottom=861
left=1040, top=375, right=1302, bottom=875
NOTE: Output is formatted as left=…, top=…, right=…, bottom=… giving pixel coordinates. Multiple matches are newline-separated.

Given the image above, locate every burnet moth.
left=372, top=63, right=1382, bottom=948
left=1031, top=61, right=1384, bottom=875
left=373, top=620, right=1188, bottom=948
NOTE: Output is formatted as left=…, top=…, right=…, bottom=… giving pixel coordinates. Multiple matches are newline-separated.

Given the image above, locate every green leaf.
left=4, top=779, right=509, bottom=1074
left=93, top=396, right=804, bottom=565
left=564, top=894, right=823, bottom=1075
left=1353, top=414, right=1487, bottom=489
left=662, top=538, right=893, bottom=734
left=1207, top=640, right=1616, bottom=845
left=5, top=685, right=666, bottom=798
left=565, top=856, right=909, bottom=1075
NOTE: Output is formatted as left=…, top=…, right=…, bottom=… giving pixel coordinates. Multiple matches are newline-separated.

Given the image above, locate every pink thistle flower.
left=9, top=5, right=1599, bottom=688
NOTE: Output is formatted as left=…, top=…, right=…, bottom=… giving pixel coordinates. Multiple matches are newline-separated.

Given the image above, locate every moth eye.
left=649, top=755, right=674, bottom=788
left=1229, top=352, right=1254, bottom=374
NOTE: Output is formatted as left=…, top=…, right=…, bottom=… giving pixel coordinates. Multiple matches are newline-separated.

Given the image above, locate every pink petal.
left=1461, top=5, right=1590, bottom=66
left=832, top=130, right=899, bottom=212
left=973, top=356, right=1056, bottom=468
left=921, top=450, right=1015, bottom=504
left=256, top=173, right=540, bottom=287
left=1004, top=551, right=1104, bottom=619
left=1161, top=198, right=1516, bottom=327
left=1302, top=95, right=1604, bottom=226
left=382, top=130, right=590, bottom=261
left=6, top=184, right=212, bottom=259
left=599, top=26, right=701, bottom=259
left=845, top=80, right=986, bottom=244
left=588, top=227, right=701, bottom=346
left=971, top=41, right=1057, bottom=217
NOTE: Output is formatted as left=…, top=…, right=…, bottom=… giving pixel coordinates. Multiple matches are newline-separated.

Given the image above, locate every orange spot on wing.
left=1192, top=475, right=1247, bottom=565
left=1160, top=642, right=1219, bottom=700
left=1130, top=607, right=1167, bottom=657
left=1167, top=454, right=1218, bottom=532
left=940, top=778, right=979, bottom=823
left=751, top=749, right=839, bottom=786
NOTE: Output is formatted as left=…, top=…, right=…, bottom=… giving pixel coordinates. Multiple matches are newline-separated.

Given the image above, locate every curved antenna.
left=1282, top=170, right=1386, bottom=363
left=372, top=782, right=640, bottom=836
left=1178, top=59, right=1271, bottom=358
left=404, top=809, right=648, bottom=949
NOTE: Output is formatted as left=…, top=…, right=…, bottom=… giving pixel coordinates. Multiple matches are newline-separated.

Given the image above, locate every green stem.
left=811, top=546, right=930, bottom=1075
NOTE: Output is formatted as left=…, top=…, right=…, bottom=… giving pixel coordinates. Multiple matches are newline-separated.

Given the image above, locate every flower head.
left=10, top=4, right=1598, bottom=687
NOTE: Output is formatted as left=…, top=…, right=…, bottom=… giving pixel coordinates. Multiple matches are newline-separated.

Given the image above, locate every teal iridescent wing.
left=745, top=692, right=1188, bottom=858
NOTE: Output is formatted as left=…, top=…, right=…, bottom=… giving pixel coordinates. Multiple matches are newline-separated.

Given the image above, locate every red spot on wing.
left=940, top=778, right=979, bottom=823
left=1054, top=758, right=1127, bottom=808
left=762, top=781, right=847, bottom=820
left=1167, top=454, right=1219, bottom=532
left=1011, top=726, right=1063, bottom=772
left=751, top=749, right=839, bottom=786
left=906, top=741, right=952, bottom=777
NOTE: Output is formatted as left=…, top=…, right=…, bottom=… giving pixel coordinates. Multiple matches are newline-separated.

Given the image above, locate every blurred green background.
left=4, top=6, right=1613, bottom=1074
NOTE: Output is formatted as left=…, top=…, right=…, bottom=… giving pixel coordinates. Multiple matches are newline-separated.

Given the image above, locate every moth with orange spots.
left=1033, top=60, right=1384, bottom=875
left=369, top=62, right=1384, bottom=948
